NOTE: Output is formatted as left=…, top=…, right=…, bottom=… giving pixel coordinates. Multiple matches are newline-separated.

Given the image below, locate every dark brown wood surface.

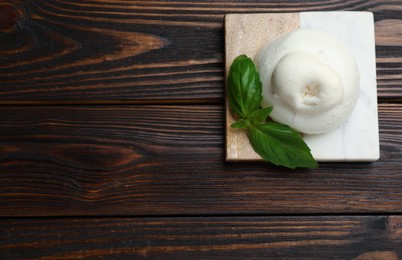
left=0, top=104, right=402, bottom=217
left=1, top=0, right=402, bottom=258
left=1, top=216, right=401, bottom=259
left=0, top=0, right=401, bottom=102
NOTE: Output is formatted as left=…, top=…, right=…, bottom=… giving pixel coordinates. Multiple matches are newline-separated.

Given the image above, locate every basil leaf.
left=249, top=122, right=318, bottom=169
left=231, top=119, right=251, bottom=129
left=228, top=55, right=263, bottom=119
left=227, top=54, right=318, bottom=169
left=247, top=106, right=273, bottom=126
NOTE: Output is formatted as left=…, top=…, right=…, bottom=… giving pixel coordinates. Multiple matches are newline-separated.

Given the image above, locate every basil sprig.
left=228, top=55, right=318, bottom=169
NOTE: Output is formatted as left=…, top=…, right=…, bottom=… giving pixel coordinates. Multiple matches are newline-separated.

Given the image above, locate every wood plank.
left=0, top=104, right=402, bottom=216
left=0, top=216, right=401, bottom=259
left=0, top=0, right=401, bottom=102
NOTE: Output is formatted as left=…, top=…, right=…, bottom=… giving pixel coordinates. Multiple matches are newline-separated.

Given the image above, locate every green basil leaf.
left=249, top=122, right=318, bottom=169
left=228, top=55, right=263, bottom=119
left=231, top=119, right=251, bottom=129
left=247, top=106, right=273, bottom=126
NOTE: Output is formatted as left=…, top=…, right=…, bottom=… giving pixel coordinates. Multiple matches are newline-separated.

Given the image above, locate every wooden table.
left=1, top=1, right=401, bottom=258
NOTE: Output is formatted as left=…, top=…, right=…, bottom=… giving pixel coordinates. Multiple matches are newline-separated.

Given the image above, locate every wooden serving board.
left=225, top=13, right=300, bottom=161
left=225, top=12, right=379, bottom=162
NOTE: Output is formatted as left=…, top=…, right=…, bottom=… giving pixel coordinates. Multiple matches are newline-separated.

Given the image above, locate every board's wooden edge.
left=224, top=13, right=300, bottom=161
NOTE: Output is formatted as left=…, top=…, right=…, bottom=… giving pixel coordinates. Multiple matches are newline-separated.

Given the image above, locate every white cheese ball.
left=255, top=28, right=360, bottom=134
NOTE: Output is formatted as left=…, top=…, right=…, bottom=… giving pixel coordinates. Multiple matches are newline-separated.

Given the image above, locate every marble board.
left=225, top=12, right=380, bottom=162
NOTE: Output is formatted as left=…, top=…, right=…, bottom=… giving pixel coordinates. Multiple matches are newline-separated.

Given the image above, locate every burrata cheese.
left=255, top=28, right=359, bottom=134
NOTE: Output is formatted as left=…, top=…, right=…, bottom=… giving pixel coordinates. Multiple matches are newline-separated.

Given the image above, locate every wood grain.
left=0, top=216, right=401, bottom=259
left=1, top=104, right=402, bottom=217
left=0, top=0, right=401, bottom=102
